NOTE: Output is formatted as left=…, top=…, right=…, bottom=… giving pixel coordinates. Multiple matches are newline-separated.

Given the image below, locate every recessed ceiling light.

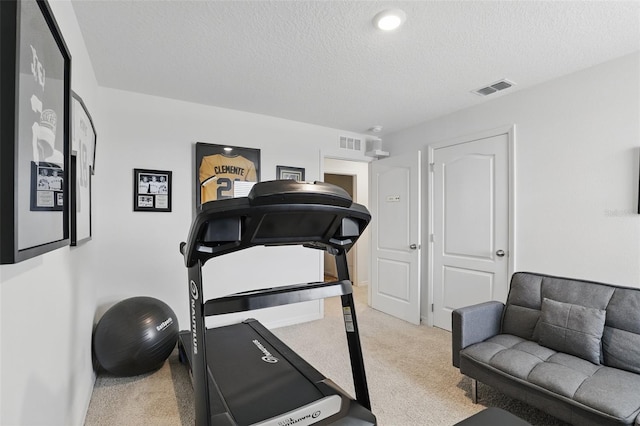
left=373, top=9, right=406, bottom=31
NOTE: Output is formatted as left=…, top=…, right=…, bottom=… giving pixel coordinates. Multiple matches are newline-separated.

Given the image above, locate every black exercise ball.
left=93, top=296, right=179, bottom=376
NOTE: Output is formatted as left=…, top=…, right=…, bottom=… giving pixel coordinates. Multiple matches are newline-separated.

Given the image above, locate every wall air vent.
left=339, top=135, right=362, bottom=151
left=472, top=79, right=516, bottom=97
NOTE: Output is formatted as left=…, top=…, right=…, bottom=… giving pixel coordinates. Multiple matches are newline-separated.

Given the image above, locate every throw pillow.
left=538, top=298, right=606, bottom=364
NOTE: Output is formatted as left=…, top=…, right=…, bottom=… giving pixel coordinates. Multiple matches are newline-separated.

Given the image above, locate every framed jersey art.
left=195, top=142, right=260, bottom=207
left=0, top=0, right=72, bottom=264
left=70, top=91, right=97, bottom=245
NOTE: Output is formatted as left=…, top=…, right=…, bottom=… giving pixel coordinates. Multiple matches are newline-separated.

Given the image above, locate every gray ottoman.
left=454, top=408, right=531, bottom=425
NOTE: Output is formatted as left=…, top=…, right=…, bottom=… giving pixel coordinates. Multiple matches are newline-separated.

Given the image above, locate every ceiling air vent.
left=339, top=135, right=362, bottom=151
left=472, top=79, right=516, bottom=97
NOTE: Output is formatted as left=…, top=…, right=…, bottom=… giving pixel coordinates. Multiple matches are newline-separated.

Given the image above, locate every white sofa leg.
left=471, top=378, right=478, bottom=404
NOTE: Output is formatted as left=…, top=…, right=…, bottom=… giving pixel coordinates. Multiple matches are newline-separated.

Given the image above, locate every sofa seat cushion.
left=527, top=352, right=601, bottom=398
left=461, top=334, right=640, bottom=424
left=574, top=367, right=640, bottom=422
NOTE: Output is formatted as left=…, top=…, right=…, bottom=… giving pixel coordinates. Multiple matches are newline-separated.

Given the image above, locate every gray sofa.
left=452, top=272, right=640, bottom=426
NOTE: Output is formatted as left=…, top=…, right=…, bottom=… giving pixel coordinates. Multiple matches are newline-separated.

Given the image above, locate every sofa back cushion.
left=602, top=288, right=640, bottom=374
left=502, top=272, right=640, bottom=372
left=502, top=273, right=543, bottom=339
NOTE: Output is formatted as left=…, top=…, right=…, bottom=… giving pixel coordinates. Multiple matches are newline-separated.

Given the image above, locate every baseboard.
left=205, top=300, right=324, bottom=330
left=263, top=309, right=323, bottom=329
left=75, top=368, right=97, bottom=426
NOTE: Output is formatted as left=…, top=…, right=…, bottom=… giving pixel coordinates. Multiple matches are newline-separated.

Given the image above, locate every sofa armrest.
left=452, top=301, right=504, bottom=368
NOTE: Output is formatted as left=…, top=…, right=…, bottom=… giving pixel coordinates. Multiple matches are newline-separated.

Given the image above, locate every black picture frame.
left=0, top=0, right=72, bottom=264
left=195, top=142, right=261, bottom=207
left=276, top=165, right=305, bottom=182
left=133, top=169, right=172, bottom=212
left=70, top=91, right=97, bottom=245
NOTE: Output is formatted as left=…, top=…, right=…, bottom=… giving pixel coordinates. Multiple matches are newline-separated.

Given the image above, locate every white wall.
left=385, top=52, right=640, bottom=315
left=91, top=87, right=373, bottom=332
left=0, top=1, right=100, bottom=425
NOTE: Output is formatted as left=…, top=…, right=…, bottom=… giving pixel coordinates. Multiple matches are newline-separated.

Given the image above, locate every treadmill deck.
left=178, top=319, right=376, bottom=425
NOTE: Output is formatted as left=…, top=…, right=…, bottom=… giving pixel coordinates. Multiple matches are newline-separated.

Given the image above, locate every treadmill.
left=178, top=180, right=376, bottom=426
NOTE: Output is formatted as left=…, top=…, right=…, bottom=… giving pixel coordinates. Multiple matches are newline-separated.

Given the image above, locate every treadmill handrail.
left=203, top=280, right=353, bottom=316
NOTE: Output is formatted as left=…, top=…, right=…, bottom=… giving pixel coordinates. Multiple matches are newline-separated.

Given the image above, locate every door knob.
left=496, top=250, right=505, bottom=257
left=409, top=244, right=418, bottom=250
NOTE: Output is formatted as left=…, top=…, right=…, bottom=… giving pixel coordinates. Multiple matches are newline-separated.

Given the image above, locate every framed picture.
left=195, top=142, right=260, bottom=207
left=277, top=165, right=305, bottom=182
left=30, top=162, right=65, bottom=211
left=133, top=169, right=172, bottom=212
left=70, top=91, right=97, bottom=245
left=0, top=0, right=72, bottom=264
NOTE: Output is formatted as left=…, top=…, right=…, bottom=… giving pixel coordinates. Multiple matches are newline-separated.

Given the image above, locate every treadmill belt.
left=206, top=322, right=324, bottom=425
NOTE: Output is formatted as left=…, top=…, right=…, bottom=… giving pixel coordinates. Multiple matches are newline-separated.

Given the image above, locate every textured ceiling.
left=71, top=0, right=640, bottom=136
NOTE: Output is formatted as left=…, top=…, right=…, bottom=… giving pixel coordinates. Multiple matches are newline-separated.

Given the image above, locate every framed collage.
left=276, top=165, right=305, bottom=182
left=133, top=169, right=172, bottom=212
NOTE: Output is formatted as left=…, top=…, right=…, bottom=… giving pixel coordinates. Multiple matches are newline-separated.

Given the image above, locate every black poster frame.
left=70, top=91, right=97, bottom=245
left=133, top=168, right=173, bottom=212
left=0, top=0, right=72, bottom=264
left=195, top=142, right=261, bottom=209
left=276, top=165, right=305, bottom=182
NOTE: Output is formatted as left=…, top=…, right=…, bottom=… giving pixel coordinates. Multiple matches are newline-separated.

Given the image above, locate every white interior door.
left=431, top=132, right=512, bottom=331
left=370, top=152, right=421, bottom=324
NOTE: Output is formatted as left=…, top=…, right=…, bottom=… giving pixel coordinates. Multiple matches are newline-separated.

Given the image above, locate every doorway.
left=324, top=174, right=356, bottom=281
left=322, top=158, right=370, bottom=287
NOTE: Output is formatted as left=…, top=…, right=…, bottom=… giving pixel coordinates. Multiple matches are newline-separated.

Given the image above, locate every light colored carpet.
left=85, top=286, right=568, bottom=425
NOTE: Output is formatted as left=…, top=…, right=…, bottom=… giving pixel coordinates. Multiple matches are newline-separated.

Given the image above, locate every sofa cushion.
left=602, top=327, right=640, bottom=375
left=461, top=334, right=640, bottom=424
left=602, top=288, right=640, bottom=374
left=528, top=353, right=600, bottom=398
left=501, top=273, right=543, bottom=339
left=462, top=335, right=555, bottom=381
left=540, top=276, right=615, bottom=310
left=574, top=367, right=640, bottom=423
left=537, top=298, right=606, bottom=364
left=502, top=305, right=540, bottom=340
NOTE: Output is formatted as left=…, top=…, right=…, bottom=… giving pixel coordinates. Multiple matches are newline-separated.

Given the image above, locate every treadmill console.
left=183, top=180, right=371, bottom=267
left=247, top=180, right=352, bottom=207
